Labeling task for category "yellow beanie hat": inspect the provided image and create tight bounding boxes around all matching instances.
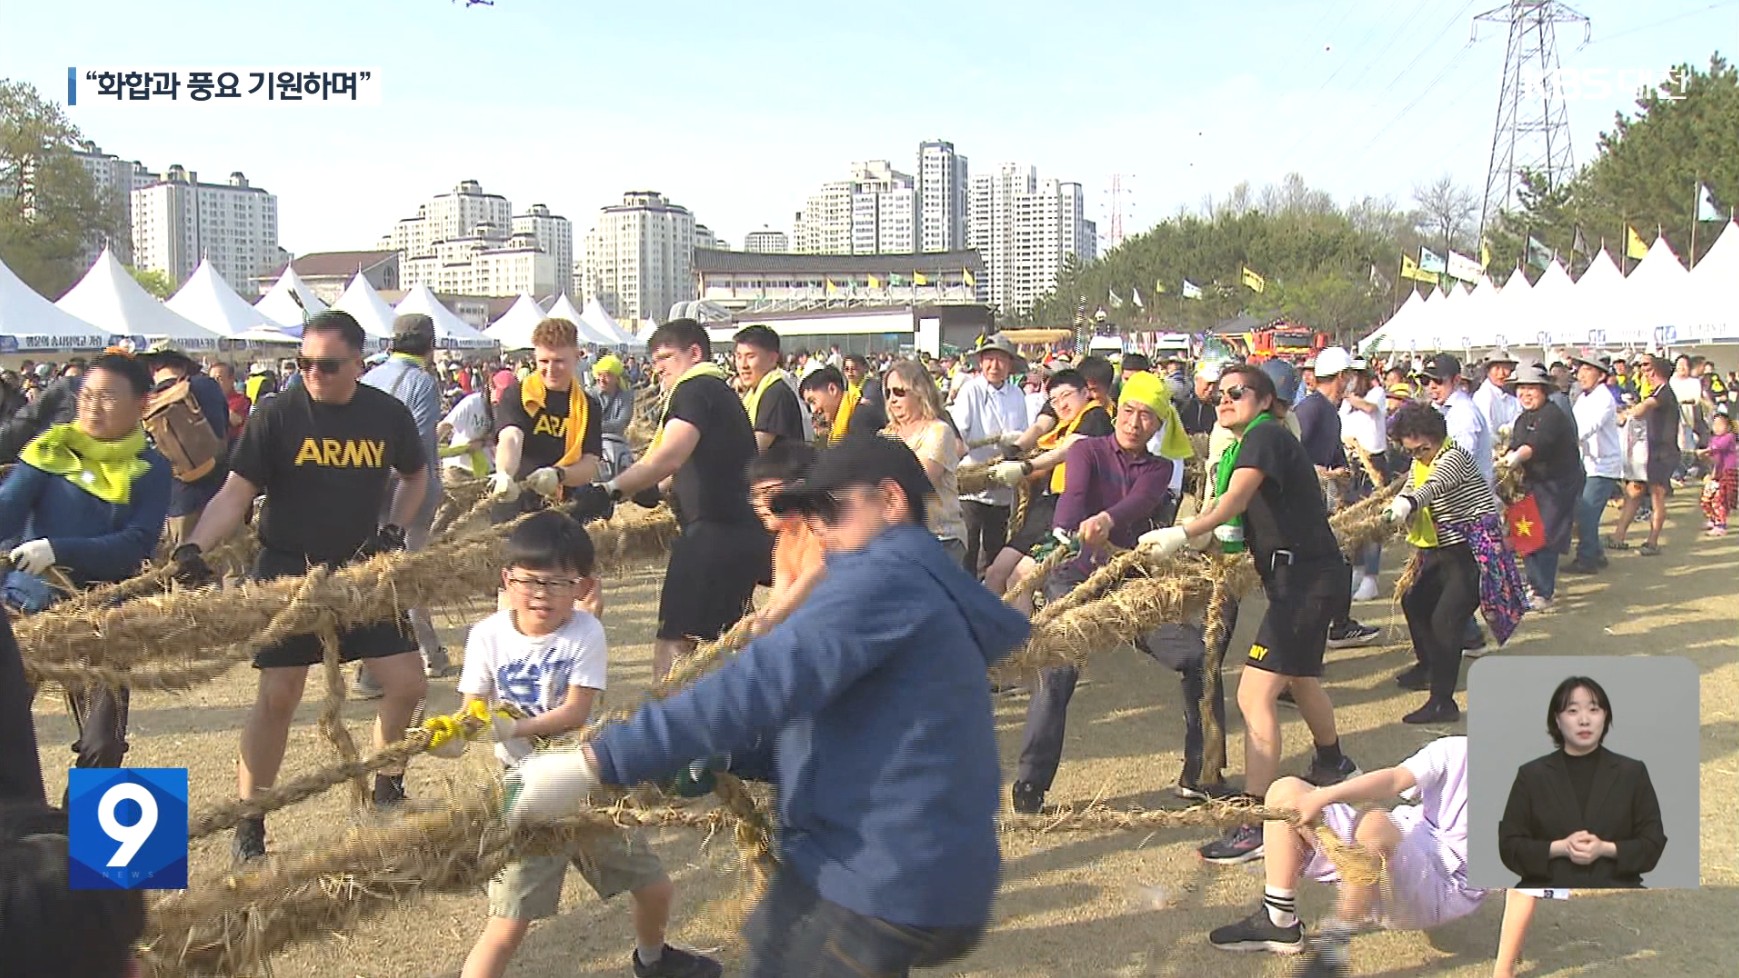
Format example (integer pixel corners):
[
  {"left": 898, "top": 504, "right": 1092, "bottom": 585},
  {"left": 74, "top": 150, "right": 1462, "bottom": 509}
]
[{"left": 593, "top": 354, "right": 625, "bottom": 377}]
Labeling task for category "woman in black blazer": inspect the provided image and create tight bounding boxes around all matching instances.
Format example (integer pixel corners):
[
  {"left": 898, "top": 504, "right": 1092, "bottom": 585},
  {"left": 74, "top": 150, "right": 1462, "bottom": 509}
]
[{"left": 1498, "top": 676, "right": 1667, "bottom": 888}]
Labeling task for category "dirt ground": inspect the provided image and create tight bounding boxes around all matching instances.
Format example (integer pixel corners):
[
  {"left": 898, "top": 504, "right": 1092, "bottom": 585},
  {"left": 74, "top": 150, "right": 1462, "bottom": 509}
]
[{"left": 33, "top": 496, "right": 1738, "bottom": 977}]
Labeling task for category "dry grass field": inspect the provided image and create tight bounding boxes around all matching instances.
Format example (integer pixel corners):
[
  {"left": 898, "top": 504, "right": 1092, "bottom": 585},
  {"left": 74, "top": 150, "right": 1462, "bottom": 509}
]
[{"left": 32, "top": 497, "right": 1737, "bottom": 977}]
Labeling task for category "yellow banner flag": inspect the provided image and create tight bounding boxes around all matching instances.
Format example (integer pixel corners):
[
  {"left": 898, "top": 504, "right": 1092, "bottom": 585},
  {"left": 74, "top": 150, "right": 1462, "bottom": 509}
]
[
  {"left": 1240, "top": 266, "right": 1265, "bottom": 293},
  {"left": 913, "top": 271, "right": 930, "bottom": 286},
  {"left": 962, "top": 267, "right": 976, "bottom": 288},
  {"left": 867, "top": 274, "right": 882, "bottom": 289},
  {"left": 1479, "top": 239, "right": 1492, "bottom": 269},
  {"left": 1401, "top": 254, "right": 1438, "bottom": 286},
  {"left": 825, "top": 278, "right": 840, "bottom": 295},
  {"left": 1625, "top": 225, "right": 1649, "bottom": 260}
]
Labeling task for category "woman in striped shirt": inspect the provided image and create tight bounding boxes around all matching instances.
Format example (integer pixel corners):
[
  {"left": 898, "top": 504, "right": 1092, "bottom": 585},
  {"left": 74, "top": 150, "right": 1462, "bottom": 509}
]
[{"left": 1386, "top": 402, "right": 1528, "bottom": 725}]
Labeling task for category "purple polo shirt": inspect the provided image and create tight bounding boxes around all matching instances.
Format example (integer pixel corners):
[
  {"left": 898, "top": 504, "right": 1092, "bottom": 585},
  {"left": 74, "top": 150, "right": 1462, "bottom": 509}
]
[{"left": 1053, "top": 435, "right": 1173, "bottom": 570}]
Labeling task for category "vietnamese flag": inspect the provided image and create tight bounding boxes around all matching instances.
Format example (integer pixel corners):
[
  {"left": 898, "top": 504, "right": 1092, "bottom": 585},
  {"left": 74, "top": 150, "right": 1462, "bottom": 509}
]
[{"left": 1505, "top": 494, "right": 1546, "bottom": 556}]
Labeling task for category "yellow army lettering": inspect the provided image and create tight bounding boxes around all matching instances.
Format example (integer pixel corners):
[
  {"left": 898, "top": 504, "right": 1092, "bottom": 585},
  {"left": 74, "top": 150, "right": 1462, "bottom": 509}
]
[
  {"left": 531, "top": 414, "right": 568, "bottom": 438},
  {"left": 292, "top": 437, "right": 387, "bottom": 468},
  {"left": 1247, "top": 643, "right": 1269, "bottom": 661}
]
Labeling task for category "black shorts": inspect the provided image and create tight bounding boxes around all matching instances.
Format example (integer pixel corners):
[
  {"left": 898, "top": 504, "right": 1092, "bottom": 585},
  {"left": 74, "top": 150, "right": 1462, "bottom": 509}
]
[
  {"left": 1645, "top": 451, "right": 1677, "bottom": 491},
  {"left": 657, "top": 521, "right": 772, "bottom": 642},
  {"left": 1005, "top": 493, "right": 1060, "bottom": 555},
  {"left": 251, "top": 548, "right": 417, "bottom": 669},
  {"left": 1247, "top": 557, "right": 1352, "bottom": 678}
]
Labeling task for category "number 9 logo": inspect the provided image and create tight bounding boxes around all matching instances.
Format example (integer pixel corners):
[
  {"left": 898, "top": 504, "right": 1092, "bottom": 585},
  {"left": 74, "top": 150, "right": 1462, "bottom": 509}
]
[
  {"left": 98, "top": 782, "right": 159, "bottom": 867},
  {"left": 67, "top": 768, "right": 188, "bottom": 890}
]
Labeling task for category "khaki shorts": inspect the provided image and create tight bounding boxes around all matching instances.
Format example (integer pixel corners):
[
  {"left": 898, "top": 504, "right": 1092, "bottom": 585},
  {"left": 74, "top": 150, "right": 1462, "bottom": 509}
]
[{"left": 487, "top": 826, "right": 668, "bottom": 920}]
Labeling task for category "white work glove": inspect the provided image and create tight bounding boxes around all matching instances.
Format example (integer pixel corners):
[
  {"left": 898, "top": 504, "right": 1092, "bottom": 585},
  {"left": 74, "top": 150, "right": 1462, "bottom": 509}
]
[
  {"left": 7, "top": 539, "right": 54, "bottom": 575},
  {"left": 1138, "top": 525, "right": 1189, "bottom": 557},
  {"left": 1387, "top": 496, "right": 1415, "bottom": 524},
  {"left": 989, "top": 460, "right": 1028, "bottom": 488},
  {"left": 488, "top": 471, "right": 520, "bottom": 502},
  {"left": 1501, "top": 450, "right": 1523, "bottom": 469},
  {"left": 502, "top": 746, "right": 598, "bottom": 827},
  {"left": 486, "top": 711, "right": 523, "bottom": 744},
  {"left": 524, "top": 466, "right": 563, "bottom": 499}
]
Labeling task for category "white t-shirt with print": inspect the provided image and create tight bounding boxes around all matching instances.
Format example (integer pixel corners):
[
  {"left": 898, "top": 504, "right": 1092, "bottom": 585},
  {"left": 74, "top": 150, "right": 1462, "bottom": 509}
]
[
  {"left": 1398, "top": 735, "right": 1472, "bottom": 878},
  {"left": 458, "top": 609, "right": 608, "bottom": 766}
]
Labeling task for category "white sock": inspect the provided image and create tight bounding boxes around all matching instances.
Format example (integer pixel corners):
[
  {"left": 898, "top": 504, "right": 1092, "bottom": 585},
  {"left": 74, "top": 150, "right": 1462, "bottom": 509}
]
[
  {"left": 636, "top": 943, "right": 663, "bottom": 966},
  {"left": 1264, "top": 885, "right": 1298, "bottom": 927}
]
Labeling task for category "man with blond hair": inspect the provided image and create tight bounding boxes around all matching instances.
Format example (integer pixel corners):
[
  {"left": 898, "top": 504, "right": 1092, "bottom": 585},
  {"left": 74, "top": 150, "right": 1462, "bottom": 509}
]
[{"left": 486, "top": 318, "right": 604, "bottom": 523}]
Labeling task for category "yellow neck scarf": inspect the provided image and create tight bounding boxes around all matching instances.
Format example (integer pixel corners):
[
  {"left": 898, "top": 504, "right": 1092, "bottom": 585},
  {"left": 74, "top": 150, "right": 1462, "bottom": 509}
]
[
  {"left": 521, "top": 372, "right": 590, "bottom": 469},
  {"left": 1405, "top": 438, "right": 1453, "bottom": 549},
  {"left": 742, "top": 368, "right": 789, "bottom": 427},
  {"left": 1040, "top": 403, "right": 1105, "bottom": 493},
  {"left": 20, "top": 424, "right": 151, "bottom": 504},
  {"left": 829, "top": 384, "right": 863, "bottom": 444},
  {"left": 651, "top": 361, "right": 732, "bottom": 451}
]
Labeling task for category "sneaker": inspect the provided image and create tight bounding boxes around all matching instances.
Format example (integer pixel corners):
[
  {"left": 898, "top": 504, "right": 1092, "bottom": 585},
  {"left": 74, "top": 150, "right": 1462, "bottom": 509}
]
[
  {"left": 1638, "top": 543, "right": 1661, "bottom": 556},
  {"left": 1011, "top": 781, "right": 1044, "bottom": 816},
  {"left": 1393, "top": 665, "right": 1429, "bottom": 690},
  {"left": 1461, "top": 630, "right": 1488, "bottom": 653},
  {"left": 1305, "top": 754, "right": 1361, "bottom": 787},
  {"left": 1297, "top": 943, "right": 1351, "bottom": 977},
  {"left": 424, "top": 649, "right": 459, "bottom": 678},
  {"left": 232, "top": 816, "right": 266, "bottom": 865},
  {"left": 1351, "top": 576, "right": 1381, "bottom": 602},
  {"left": 371, "top": 773, "right": 407, "bottom": 808},
  {"left": 1603, "top": 536, "right": 1632, "bottom": 551},
  {"left": 1528, "top": 594, "right": 1554, "bottom": 612},
  {"left": 1175, "top": 778, "right": 1239, "bottom": 802},
  {"left": 1207, "top": 905, "right": 1304, "bottom": 954},
  {"left": 1402, "top": 699, "right": 1462, "bottom": 725},
  {"left": 1563, "top": 559, "right": 1602, "bottom": 575},
  {"left": 1710, "top": 526, "right": 1729, "bottom": 537},
  {"left": 633, "top": 945, "right": 723, "bottom": 978},
  {"left": 1325, "top": 622, "right": 1380, "bottom": 649},
  {"left": 1199, "top": 823, "right": 1265, "bottom": 864}
]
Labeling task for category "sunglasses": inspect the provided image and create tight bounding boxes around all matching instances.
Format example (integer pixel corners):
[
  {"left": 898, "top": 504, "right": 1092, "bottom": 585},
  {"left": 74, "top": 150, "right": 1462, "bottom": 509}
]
[
  {"left": 885, "top": 385, "right": 912, "bottom": 398},
  {"left": 1403, "top": 441, "right": 1438, "bottom": 459},
  {"left": 1219, "top": 385, "right": 1250, "bottom": 403},
  {"left": 296, "top": 356, "right": 351, "bottom": 376}
]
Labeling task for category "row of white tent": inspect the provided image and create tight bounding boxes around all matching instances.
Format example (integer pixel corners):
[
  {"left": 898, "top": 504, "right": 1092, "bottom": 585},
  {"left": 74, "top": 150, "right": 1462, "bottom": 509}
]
[
  {"left": 0, "top": 245, "right": 640, "bottom": 355},
  {"left": 1360, "top": 219, "right": 1739, "bottom": 355}
]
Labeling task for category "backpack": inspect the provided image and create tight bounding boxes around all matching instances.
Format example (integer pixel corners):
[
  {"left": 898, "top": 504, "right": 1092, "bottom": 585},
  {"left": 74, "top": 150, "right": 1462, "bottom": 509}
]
[{"left": 144, "top": 379, "right": 224, "bottom": 482}]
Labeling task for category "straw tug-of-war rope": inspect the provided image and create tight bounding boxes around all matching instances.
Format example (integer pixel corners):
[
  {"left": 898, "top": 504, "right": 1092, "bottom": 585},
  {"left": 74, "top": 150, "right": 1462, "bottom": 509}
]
[{"left": 16, "top": 421, "right": 1407, "bottom": 977}]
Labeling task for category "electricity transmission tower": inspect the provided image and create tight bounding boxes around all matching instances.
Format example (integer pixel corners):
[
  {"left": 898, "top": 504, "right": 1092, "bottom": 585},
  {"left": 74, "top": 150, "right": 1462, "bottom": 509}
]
[{"left": 1474, "top": 1, "right": 1590, "bottom": 241}]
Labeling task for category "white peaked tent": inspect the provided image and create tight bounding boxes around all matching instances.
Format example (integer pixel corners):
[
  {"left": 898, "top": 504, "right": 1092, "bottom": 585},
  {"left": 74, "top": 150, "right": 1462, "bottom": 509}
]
[
  {"left": 167, "top": 259, "right": 293, "bottom": 337},
  {"left": 1438, "top": 283, "right": 1476, "bottom": 352},
  {"left": 0, "top": 256, "right": 109, "bottom": 352},
  {"left": 1566, "top": 252, "right": 1627, "bottom": 346},
  {"left": 634, "top": 314, "right": 658, "bottom": 349},
  {"left": 485, "top": 293, "right": 548, "bottom": 350},
  {"left": 580, "top": 297, "right": 634, "bottom": 346},
  {"left": 545, "top": 293, "right": 615, "bottom": 345},
  {"left": 1623, "top": 235, "right": 1690, "bottom": 342},
  {"left": 1686, "top": 220, "right": 1739, "bottom": 339},
  {"left": 1458, "top": 274, "right": 1502, "bottom": 348},
  {"left": 1360, "top": 289, "right": 1421, "bottom": 353},
  {"left": 1486, "top": 267, "right": 1534, "bottom": 349},
  {"left": 56, "top": 247, "right": 226, "bottom": 349},
  {"left": 255, "top": 267, "right": 327, "bottom": 327},
  {"left": 331, "top": 273, "right": 399, "bottom": 344},
  {"left": 395, "top": 284, "right": 494, "bottom": 350}
]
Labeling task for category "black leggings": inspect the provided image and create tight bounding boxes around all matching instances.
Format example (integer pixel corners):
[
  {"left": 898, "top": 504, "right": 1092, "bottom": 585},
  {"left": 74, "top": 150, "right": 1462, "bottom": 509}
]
[
  {"left": 0, "top": 614, "right": 45, "bottom": 804},
  {"left": 960, "top": 500, "right": 1010, "bottom": 577},
  {"left": 1402, "top": 544, "right": 1481, "bottom": 703}
]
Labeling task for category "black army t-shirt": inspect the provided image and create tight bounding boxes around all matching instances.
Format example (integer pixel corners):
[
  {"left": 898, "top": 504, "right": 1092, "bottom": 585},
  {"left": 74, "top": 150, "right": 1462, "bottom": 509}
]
[
  {"left": 494, "top": 379, "right": 604, "bottom": 479},
  {"left": 1231, "top": 419, "right": 1341, "bottom": 571},
  {"left": 753, "top": 377, "right": 809, "bottom": 446},
  {"left": 666, "top": 374, "right": 760, "bottom": 528},
  {"left": 230, "top": 384, "right": 425, "bottom": 562},
  {"left": 844, "top": 396, "right": 889, "bottom": 438}
]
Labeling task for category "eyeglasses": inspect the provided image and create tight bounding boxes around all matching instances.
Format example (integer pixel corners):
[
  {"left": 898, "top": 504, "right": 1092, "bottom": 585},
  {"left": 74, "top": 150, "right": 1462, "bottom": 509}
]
[
  {"left": 505, "top": 575, "right": 582, "bottom": 595},
  {"left": 76, "top": 389, "right": 126, "bottom": 409},
  {"left": 1403, "top": 442, "right": 1438, "bottom": 459},
  {"left": 1047, "top": 387, "right": 1082, "bottom": 406},
  {"left": 1218, "top": 385, "right": 1250, "bottom": 403},
  {"left": 296, "top": 356, "right": 351, "bottom": 376}
]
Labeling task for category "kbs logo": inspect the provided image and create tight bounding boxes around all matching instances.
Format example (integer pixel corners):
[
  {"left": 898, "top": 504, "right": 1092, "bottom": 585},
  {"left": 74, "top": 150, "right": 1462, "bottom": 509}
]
[{"left": 67, "top": 768, "right": 189, "bottom": 890}]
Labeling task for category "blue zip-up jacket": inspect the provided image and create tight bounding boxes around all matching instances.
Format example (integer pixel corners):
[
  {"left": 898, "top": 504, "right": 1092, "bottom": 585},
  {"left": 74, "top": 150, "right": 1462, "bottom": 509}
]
[
  {"left": 592, "top": 523, "right": 1030, "bottom": 928},
  {"left": 0, "top": 449, "right": 172, "bottom": 586}
]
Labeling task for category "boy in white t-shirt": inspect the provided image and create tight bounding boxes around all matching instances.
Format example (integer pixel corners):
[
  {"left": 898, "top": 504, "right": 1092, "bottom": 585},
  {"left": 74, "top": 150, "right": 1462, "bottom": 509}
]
[
  {"left": 1207, "top": 736, "right": 1538, "bottom": 978},
  {"left": 457, "top": 511, "right": 720, "bottom": 978}
]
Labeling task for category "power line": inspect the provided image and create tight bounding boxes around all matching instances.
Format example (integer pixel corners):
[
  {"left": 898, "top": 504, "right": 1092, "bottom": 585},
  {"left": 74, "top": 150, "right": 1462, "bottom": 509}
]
[{"left": 1586, "top": 0, "right": 1737, "bottom": 46}]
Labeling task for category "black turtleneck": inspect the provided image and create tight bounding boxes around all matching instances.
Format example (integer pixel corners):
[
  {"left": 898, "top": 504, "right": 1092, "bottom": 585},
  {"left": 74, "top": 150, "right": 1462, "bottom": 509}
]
[{"left": 1563, "top": 745, "right": 1604, "bottom": 812}]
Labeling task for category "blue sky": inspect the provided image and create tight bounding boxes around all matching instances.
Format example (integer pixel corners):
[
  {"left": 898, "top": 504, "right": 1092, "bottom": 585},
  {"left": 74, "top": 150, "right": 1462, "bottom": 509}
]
[{"left": 2, "top": 0, "right": 1731, "bottom": 256}]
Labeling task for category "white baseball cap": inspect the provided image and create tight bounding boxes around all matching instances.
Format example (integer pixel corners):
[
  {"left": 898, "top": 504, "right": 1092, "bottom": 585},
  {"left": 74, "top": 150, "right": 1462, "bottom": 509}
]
[
  {"left": 1314, "top": 346, "right": 1354, "bottom": 377},
  {"left": 1196, "top": 361, "right": 1223, "bottom": 382}
]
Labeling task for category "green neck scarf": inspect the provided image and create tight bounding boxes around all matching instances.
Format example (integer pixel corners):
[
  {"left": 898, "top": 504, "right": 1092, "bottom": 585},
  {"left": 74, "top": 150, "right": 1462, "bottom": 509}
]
[
  {"left": 20, "top": 423, "right": 152, "bottom": 505},
  {"left": 1213, "top": 412, "right": 1272, "bottom": 550}
]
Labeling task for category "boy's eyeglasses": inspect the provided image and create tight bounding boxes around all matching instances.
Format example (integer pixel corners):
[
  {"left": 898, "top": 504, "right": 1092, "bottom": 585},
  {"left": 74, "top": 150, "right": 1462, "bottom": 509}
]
[{"left": 505, "top": 575, "right": 582, "bottom": 595}]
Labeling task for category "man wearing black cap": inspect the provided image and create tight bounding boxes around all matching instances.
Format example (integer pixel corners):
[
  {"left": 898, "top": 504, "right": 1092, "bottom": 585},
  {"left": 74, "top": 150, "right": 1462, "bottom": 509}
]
[
  {"left": 358, "top": 313, "right": 452, "bottom": 682},
  {"left": 506, "top": 434, "right": 1029, "bottom": 976}
]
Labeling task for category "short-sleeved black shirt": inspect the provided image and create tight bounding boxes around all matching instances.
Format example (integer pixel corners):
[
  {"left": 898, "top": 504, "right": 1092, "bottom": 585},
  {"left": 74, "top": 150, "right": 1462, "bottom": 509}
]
[
  {"left": 667, "top": 375, "right": 760, "bottom": 527},
  {"left": 1231, "top": 420, "right": 1341, "bottom": 572},
  {"left": 1645, "top": 382, "right": 1680, "bottom": 463},
  {"left": 229, "top": 384, "right": 425, "bottom": 562},
  {"left": 1292, "top": 391, "right": 1347, "bottom": 469},
  {"left": 1510, "top": 403, "right": 1580, "bottom": 484},
  {"left": 1070, "top": 406, "right": 1116, "bottom": 439},
  {"left": 753, "top": 378, "right": 809, "bottom": 446},
  {"left": 845, "top": 397, "right": 888, "bottom": 438},
  {"left": 493, "top": 380, "right": 604, "bottom": 479}
]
